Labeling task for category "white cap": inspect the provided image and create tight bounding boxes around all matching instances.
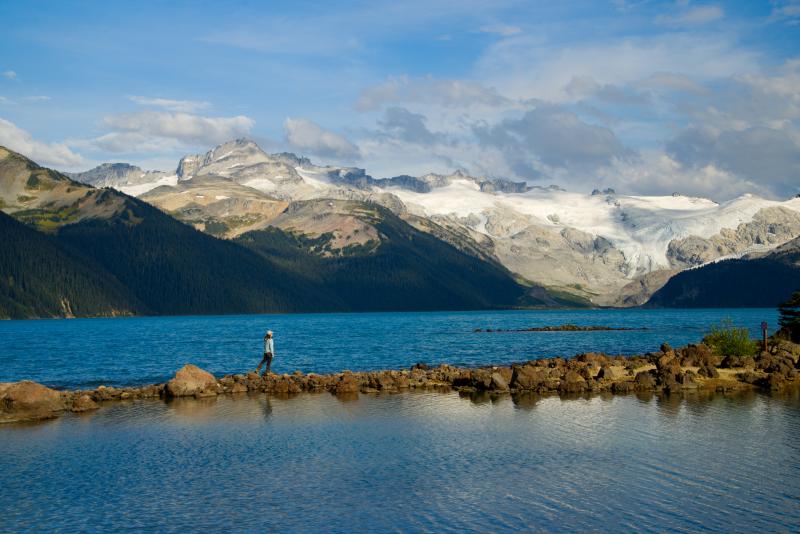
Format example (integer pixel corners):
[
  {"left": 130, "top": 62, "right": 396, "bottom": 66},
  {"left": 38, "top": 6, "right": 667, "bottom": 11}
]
[{"left": 266, "top": 330, "right": 273, "bottom": 335}]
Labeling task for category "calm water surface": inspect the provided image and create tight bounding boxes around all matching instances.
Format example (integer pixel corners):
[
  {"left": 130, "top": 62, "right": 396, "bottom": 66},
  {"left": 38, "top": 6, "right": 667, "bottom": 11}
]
[
  {"left": 0, "top": 309, "right": 779, "bottom": 388},
  {"left": 1, "top": 390, "right": 799, "bottom": 532}
]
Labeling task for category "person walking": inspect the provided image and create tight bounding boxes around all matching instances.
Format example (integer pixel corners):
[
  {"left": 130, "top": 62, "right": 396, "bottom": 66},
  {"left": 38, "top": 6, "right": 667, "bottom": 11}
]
[{"left": 256, "top": 330, "right": 274, "bottom": 377}]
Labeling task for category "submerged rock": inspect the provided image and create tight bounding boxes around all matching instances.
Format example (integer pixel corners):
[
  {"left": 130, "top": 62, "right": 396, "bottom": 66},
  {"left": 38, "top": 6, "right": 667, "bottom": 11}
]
[{"left": 165, "top": 364, "right": 219, "bottom": 398}]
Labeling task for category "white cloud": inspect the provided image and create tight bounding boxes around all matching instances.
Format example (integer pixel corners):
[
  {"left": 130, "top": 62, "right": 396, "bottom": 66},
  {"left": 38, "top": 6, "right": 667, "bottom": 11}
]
[
  {"left": 478, "top": 24, "right": 522, "bottom": 36},
  {"left": 635, "top": 72, "right": 708, "bottom": 94},
  {"left": 0, "top": 118, "right": 84, "bottom": 167},
  {"left": 475, "top": 33, "right": 757, "bottom": 102},
  {"left": 769, "top": 1, "right": 800, "bottom": 25},
  {"left": 657, "top": 5, "right": 724, "bottom": 26},
  {"left": 284, "top": 117, "right": 359, "bottom": 159},
  {"left": 357, "top": 75, "right": 513, "bottom": 111},
  {"left": 22, "top": 95, "right": 51, "bottom": 102},
  {"left": 98, "top": 110, "right": 254, "bottom": 150},
  {"left": 1, "top": 70, "right": 17, "bottom": 80},
  {"left": 128, "top": 95, "right": 211, "bottom": 113},
  {"left": 473, "top": 105, "right": 631, "bottom": 174}
]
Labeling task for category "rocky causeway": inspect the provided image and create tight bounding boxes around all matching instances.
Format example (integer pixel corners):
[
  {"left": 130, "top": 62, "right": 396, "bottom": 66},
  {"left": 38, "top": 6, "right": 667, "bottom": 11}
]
[{"left": 2, "top": 338, "right": 799, "bottom": 425}]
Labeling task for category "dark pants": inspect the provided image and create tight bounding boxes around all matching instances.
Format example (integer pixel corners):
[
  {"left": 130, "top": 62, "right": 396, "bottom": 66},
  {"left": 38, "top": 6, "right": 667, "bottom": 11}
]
[{"left": 257, "top": 352, "right": 273, "bottom": 375}]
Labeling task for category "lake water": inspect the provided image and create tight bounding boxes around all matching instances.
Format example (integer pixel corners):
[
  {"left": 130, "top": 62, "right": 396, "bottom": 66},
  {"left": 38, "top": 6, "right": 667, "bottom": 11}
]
[
  {"left": 1, "top": 390, "right": 799, "bottom": 532},
  {"left": 1, "top": 309, "right": 798, "bottom": 532},
  {"left": 0, "top": 308, "right": 779, "bottom": 389}
]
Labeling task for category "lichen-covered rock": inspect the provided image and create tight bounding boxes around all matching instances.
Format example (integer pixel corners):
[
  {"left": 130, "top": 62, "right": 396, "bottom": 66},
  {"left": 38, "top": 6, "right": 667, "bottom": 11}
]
[
  {"left": 165, "top": 364, "right": 218, "bottom": 398},
  {"left": 0, "top": 381, "right": 66, "bottom": 423}
]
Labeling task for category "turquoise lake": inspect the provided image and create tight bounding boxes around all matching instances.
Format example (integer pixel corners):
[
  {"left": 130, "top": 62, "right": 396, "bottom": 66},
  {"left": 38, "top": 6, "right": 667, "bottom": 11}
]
[
  {"left": 2, "top": 309, "right": 798, "bottom": 533},
  {"left": 0, "top": 308, "right": 780, "bottom": 389}
]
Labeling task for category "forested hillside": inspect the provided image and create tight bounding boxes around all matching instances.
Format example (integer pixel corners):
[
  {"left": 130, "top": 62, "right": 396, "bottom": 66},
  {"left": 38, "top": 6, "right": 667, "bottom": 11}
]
[
  {"left": 0, "top": 211, "right": 141, "bottom": 318},
  {"left": 646, "top": 238, "right": 800, "bottom": 308},
  {"left": 0, "top": 147, "right": 527, "bottom": 318}
]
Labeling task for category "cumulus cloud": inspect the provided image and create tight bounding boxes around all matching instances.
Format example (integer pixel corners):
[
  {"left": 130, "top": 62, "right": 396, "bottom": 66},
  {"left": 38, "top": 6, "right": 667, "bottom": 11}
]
[
  {"left": 93, "top": 110, "right": 254, "bottom": 152},
  {"left": 2, "top": 70, "right": 17, "bottom": 80},
  {"left": 476, "top": 33, "right": 757, "bottom": 102},
  {"left": 0, "top": 118, "right": 84, "bottom": 167},
  {"left": 597, "top": 151, "right": 758, "bottom": 199},
  {"left": 657, "top": 5, "right": 724, "bottom": 26},
  {"left": 378, "top": 107, "right": 439, "bottom": 144},
  {"left": 635, "top": 72, "right": 708, "bottom": 94},
  {"left": 474, "top": 105, "right": 631, "bottom": 173},
  {"left": 284, "top": 117, "right": 359, "bottom": 159},
  {"left": 667, "top": 125, "right": 800, "bottom": 197},
  {"left": 128, "top": 95, "right": 211, "bottom": 113},
  {"left": 478, "top": 24, "right": 522, "bottom": 36},
  {"left": 357, "top": 75, "right": 512, "bottom": 111},
  {"left": 768, "top": 1, "right": 800, "bottom": 25}
]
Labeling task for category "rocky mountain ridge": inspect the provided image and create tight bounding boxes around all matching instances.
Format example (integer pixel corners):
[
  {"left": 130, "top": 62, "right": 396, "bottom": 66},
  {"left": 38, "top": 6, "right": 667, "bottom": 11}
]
[{"left": 66, "top": 138, "right": 800, "bottom": 305}]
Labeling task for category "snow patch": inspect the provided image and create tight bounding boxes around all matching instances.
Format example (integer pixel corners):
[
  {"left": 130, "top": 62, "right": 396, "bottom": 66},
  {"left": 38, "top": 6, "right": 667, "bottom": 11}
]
[
  {"left": 119, "top": 175, "right": 178, "bottom": 196},
  {"left": 388, "top": 183, "right": 800, "bottom": 276}
]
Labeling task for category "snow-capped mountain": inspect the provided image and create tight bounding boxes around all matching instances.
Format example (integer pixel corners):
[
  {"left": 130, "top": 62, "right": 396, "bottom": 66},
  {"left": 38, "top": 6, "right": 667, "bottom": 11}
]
[{"left": 70, "top": 138, "right": 800, "bottom": 305}]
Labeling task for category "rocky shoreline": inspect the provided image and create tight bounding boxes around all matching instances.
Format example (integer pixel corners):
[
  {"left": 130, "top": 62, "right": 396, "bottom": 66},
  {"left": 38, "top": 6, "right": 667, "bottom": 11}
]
[{"left": 2, "top": 339, "right": 799, "bottom": 424}]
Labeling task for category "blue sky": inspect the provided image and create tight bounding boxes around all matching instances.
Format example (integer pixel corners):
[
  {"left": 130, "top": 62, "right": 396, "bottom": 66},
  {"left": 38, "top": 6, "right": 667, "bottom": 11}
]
[{"left": 1, "top": 0, "right": 799, "bottom": 199}]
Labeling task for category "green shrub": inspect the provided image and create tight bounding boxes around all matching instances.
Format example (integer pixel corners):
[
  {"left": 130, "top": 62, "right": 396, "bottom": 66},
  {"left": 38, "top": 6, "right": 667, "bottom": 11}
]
[{"left": 703, "top": 318, "right": 758, "bottom": 357}]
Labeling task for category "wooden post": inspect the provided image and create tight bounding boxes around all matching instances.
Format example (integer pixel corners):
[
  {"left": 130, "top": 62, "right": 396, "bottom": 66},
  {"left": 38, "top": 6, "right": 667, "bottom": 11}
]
[{"left": 761, "top": 321, "right": 768, "bottom": 353}]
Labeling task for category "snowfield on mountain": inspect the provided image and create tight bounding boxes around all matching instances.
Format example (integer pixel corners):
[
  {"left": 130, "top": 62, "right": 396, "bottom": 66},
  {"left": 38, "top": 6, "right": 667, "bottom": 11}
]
[{"left": 69, "top": 138, "right": 800, "bottom": 306}]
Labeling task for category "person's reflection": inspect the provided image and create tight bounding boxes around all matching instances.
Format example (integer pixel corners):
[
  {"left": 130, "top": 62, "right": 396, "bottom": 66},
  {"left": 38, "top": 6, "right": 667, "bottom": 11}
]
[{"left": 260, "top": 394, "right": 273, "bottom": 420}]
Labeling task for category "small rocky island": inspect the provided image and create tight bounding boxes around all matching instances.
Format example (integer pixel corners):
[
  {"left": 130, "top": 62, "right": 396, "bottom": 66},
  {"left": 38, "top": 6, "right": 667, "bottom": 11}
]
[
  {"left": 474, "top": 324, "right": 644, "bottom": 332},
  {"left": 2, "top": 338, "right": 799, "bottom": 424}
]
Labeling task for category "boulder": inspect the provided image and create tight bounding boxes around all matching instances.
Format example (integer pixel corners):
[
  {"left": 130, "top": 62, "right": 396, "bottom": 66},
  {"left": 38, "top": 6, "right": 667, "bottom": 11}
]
[
  {"left": 611, "top": 381, "right": 635, "bottom": 393},
  {"left": 490, "top": 372, "right": 510, "bottom": 392},
  {"left": 698, "top": 364, "right": 719, "bottom": 378},
  {"left": 576, "top": 352, "right": 609, "bottom": 366},
  {"left": 332, "top": 373, "right": 361, "bottom": 394},
  {"left": 634, "top": 371, "right": 656, "bottom": 390},
  {"left": 165, "top": 364, "right": 218, "bottom": 398},
  {"left": 596, "top": 366, "right": 623, "bottom": 380},
  {"left": 230, "top": 382, "right": 248, "bottom": 394},
  {"left": 0, "top": 381, "right": 66, "bottom": 423},
  {"left": 721, "top": 355, "right": 756, "bottom": 369},
  {"left": 559, "top": 370, "right": 587, "bottom": 393},
  {"left": 510, "top": 365, "right": 547, "bottom": 390},
  {"left": 471, "top": 369, "right": 493, "bottom": 390},
  {"left": 71, "top": 394, "right": 100, "bottom": 413}
]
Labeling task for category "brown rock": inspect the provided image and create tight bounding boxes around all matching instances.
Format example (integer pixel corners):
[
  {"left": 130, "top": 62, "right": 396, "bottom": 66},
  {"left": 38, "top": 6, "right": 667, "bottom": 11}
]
[
  {"left": 332, "top": 373, "right": 361, "bottom": 394},
  {"left": 596, "top": 366, "right": 623, "bottom": 380},
  {"left": 611, "top": 381, "right": 635, "bottom": 393},
  {"left": 230, "top": 383, "right": 248, "bottom": 394},
  {"left": 471, "top": 369, "right": 493, "bottom": 390},
  {"left": 165, "top": 364, "right": 218, "bottom": 398},
  {"left": 490, "top": 372, "right": 510, "bottom": 391},
  {"left": 510, "top": 365, "right": 547, "bottom": 390},
  {"left": 576, "top": 352, "right": 610, "bottom": 365},
  {"left": 0, "top": 381, "right": 66, "bottom": 423},
  {"left": 634, "top": 371, "right": 656, "bottom": 390},
  {"left": 559, "top": 370, "right": 587, "bottom": 393},
  {"left": 71, "top": 394, "right": 100, "bottom": 413}
]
